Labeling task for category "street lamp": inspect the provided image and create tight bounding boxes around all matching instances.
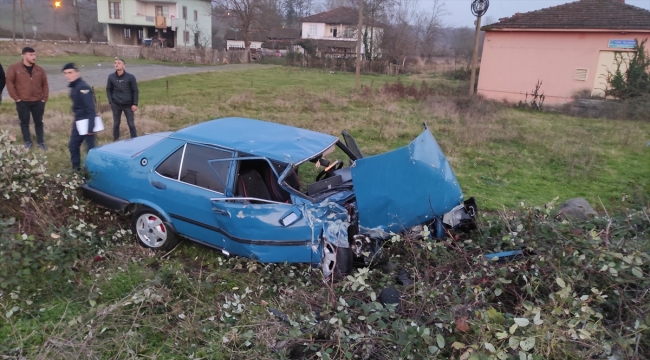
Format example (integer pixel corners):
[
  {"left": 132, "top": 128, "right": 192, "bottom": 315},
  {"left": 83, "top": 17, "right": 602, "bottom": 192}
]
[{"left": 54, "top": 1, "right": 62, "bottom": 37}]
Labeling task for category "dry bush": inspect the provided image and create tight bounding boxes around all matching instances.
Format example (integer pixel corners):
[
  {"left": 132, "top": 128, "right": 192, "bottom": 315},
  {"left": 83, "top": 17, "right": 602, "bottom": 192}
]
[
  {"left": 226, "top": 92, "right": 253, "bottom": 108},
  {"left": 423, "top": 95, "right": 508, "bottom": 147}
]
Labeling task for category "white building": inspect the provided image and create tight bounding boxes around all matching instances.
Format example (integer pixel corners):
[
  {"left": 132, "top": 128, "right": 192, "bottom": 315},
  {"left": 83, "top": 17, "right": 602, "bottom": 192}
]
[
  {"left": 96, "top": 0, "right": 212, "bottom": 48},
  {"left": 301, "top": 7, "right": 383, "bottom": 58}
]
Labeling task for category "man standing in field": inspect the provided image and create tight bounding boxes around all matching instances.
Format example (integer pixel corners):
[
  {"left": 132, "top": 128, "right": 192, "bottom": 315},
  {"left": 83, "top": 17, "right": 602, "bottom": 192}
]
[
  {"left": 106, "top": 58, "right": 138, "bottom": 141},
  {"left": 6, "top": 47, "right": 49, "bottom": 150},
  {"left": 62, "top": 63, "right": 95, "bottom": 171}
]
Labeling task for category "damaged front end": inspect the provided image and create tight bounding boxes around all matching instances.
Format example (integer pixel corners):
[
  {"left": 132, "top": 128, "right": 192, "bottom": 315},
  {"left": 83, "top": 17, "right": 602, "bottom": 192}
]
[{"left": 338, "top": 126, "right": 478, "bottom": 258}]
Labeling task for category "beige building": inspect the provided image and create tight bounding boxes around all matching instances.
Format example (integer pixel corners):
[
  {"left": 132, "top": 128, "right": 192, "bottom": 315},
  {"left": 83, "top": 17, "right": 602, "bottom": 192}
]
[
  {"left": 97, "top": 0, "right": 212, "bottom": 48},
  {"left": 300, "top": 7, "right": 383, "bottom": 58}
]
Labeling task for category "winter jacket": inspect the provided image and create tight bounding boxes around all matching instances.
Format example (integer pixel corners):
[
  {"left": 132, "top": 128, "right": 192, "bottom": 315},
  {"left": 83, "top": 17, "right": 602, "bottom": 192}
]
[
  {"left": 5, "top": 62, "right": 49, "bottom": 102},
  {"left": 69, "top": 77, "right": 96, "bottom": 130},
  {"left": 106, "top": 71, "right": 139, "bottom": 106},
  {"left": 0, "top": 63, "right": 5, "bottom": 101}
]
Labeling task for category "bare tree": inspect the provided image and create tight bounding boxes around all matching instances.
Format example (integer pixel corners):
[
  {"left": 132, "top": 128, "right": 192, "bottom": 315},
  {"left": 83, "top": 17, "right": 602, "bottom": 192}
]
[
  {"left": 381, "top": 0, "right": 418, "bottom": 65},
  {"left": 64, "top": 0, "right": 100, "bottom": 42},
  {"left": 212, "top": 0, "right": 261, "bottom": 63},
  {"left": 283, "top": 0, "right": 314, "bottom": 27},
  {"left": 413, "top": 0, "right": 446, "bottom": 60},
  {"left": 20, "top": 0, "right": 26, "bottom": 42},
  {"left": 257, "top": 0, "right": 284, "bottom": 30}
]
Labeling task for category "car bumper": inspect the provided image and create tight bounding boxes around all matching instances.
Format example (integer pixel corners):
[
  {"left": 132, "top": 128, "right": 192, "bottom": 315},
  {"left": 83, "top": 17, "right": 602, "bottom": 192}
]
[{"left": 81, "top": 184, "right": 130, "bottom": 213}]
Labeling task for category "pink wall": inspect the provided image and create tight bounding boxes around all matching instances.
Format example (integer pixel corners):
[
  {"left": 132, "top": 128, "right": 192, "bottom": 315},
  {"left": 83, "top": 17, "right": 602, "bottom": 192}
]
[{"left": 477, "top": 30, "right": 650, "bottom": 104}]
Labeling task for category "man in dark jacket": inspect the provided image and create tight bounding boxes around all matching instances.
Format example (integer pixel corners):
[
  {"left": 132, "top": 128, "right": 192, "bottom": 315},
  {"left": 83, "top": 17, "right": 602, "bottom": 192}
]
[
  {"left": 106, "top": 58, "right": 138, "bottom": 141},
  {"left": 6, "top": 47, "right": 49, "bottom": 150},
  {"left": 0, "top": 62, "right": 5, "bottom": 105},
  {"left": 63, "top": 63, "right": 95, "bottom": 171}
]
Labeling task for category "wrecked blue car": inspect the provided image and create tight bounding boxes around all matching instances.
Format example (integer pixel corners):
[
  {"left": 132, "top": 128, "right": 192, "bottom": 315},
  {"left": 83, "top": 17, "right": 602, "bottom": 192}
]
[{"left": 82, "top": 118, "right": 476, "bottom": 277}]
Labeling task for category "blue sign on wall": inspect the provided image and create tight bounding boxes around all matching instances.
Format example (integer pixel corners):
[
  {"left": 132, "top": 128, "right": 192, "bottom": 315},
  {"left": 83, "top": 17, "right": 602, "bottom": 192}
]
[{"left": 608, "top": 40, "right": 637, "bottom": 49}]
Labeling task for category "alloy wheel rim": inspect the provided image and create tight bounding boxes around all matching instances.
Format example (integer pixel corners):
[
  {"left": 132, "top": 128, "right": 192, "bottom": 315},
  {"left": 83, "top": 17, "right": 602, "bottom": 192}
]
[
  {"left": 321, "top": 242, "right": 337, "bottom": 278},
  {"left": 136, "top": 214, "right": 167, "bottom": 248}
]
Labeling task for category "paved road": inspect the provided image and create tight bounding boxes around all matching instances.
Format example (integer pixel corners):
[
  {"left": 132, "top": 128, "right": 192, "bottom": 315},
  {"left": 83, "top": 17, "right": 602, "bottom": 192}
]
[{"left": 1, "top": 63, "right": 269, "bottom": 101}]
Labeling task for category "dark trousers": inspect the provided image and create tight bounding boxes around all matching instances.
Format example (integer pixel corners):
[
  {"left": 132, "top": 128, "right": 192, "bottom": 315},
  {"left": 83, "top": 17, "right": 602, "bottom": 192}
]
[
  {"left": 69, "top": 123, "right": 95, "bottom": 170},
  {"left": 16, "top": 100, "right": 45, "bottom": 144},
  {"left": 111, "top": 103, "right": 137, "bottom": 140}
]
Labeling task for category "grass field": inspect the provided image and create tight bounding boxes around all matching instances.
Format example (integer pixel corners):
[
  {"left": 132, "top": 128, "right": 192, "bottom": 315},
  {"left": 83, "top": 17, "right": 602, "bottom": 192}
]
[
  {"left": 1, "top": 63, "right": 648, "bottom": 210},
  {"left": 1, "top": 60, "right": 649, "bottom": 359}
]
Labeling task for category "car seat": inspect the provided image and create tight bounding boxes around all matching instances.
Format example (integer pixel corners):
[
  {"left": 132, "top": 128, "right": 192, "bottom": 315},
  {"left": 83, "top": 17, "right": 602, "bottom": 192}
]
[
  {"left": 236, "top": 169, "right": 273, "bottom": 202},
  {"left": 262, "top": 166, "right": 300, "bottom": 203}
]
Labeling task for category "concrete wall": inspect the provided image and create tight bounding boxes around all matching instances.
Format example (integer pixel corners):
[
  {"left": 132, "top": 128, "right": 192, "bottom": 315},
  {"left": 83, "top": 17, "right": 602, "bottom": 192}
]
[{"left": 477, "top": 30, "right": 650, "bottom": 104}]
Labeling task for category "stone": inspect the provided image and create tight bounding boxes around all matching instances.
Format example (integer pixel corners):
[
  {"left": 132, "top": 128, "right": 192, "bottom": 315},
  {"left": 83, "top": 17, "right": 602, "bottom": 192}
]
[
  {"left": 557, "top": 198, "right": 597, "bottom": 221},
  {"left": 378, "top": 286, "right": 401, "bottom": 309}
]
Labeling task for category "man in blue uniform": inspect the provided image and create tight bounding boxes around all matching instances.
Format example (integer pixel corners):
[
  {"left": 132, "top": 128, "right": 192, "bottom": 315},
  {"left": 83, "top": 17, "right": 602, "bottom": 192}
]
[{"left": 62, "top": 63, "right": 96, "bottom": 171}]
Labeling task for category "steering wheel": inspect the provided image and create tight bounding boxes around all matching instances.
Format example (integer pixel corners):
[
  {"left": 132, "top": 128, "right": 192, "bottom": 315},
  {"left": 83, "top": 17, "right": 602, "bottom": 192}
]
[{"left": 316, "top": 160, "right": 344, "bottom": 181}]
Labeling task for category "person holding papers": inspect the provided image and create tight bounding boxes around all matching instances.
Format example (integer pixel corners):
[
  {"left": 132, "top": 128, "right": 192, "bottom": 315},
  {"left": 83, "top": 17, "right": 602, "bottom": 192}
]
[{"left": 62, "top": 63, "right": 96, "bottom": 171}]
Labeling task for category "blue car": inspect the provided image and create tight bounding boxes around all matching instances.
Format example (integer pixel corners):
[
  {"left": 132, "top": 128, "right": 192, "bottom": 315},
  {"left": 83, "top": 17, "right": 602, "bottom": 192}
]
[{"left": 81, "top": 118, "right": 476, "bottom": 277}]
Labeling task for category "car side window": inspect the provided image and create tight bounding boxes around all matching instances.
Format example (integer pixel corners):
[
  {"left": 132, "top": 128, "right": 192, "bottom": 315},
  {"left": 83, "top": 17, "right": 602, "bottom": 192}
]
[
  {"left": 180, "top": 144, "right": 231, "bottom": 192},
  {"left": 156, "top": 146, "right": 184, "bottom": 180}
]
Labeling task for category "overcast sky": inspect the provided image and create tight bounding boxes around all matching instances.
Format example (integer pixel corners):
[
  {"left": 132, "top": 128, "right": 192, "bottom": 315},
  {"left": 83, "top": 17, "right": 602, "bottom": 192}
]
[{"left": 434, "top": 0, "right": 650, "bottom": 27}]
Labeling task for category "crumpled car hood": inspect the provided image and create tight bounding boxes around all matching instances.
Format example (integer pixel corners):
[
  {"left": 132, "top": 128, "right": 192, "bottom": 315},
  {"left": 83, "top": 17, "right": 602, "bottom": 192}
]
[{"left": 350, "top": 128, "right": 464, "bottom": 234}]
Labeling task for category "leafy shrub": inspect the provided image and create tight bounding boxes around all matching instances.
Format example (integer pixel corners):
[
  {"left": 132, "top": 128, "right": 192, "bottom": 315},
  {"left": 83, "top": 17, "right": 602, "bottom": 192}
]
[
  {"left": 379, "top": 79, "right": 434, "bottom": 100},
  {"left": 605, "top": 39, "right": 650, "bottom": 99},
  {"left": 0, "top": 131, "right": 124, "bottom": 294},
  {"left": 277, "top": 203, "right": 650, "bottom": 359},
  {"left": 445, "top": 66, "right": 472, "bottom": 81}
]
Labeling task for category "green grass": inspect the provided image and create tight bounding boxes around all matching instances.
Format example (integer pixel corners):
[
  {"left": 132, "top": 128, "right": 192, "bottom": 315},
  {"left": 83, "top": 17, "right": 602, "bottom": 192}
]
[
  {"left": 1, "top": 65, "right": 649, "bottom": 358},
  {"left": 2, "top": 65, "right": 647, "bottom": 210}
]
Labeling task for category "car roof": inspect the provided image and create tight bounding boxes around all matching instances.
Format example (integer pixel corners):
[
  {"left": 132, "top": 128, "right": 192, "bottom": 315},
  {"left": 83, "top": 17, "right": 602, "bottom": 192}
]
[{"left": 170, "top": 117, "right": 339, "bottom": 165}]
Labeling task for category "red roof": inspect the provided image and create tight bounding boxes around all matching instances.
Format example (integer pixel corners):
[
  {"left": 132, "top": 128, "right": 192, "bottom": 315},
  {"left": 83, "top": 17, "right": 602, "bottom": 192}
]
[{"left": 484, "top": 0, "right": 650, "bottom": 31}]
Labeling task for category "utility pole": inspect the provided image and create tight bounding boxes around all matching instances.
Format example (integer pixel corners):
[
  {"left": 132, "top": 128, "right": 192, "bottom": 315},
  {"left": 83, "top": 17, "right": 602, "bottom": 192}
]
[
  {"left": 469, "top": 0, "right": 489, "bottom": 95},
  {"left": 355, "top": 0, "right": 363, "bottom": 88},
  {"left": 468, "top": 15, "right": 481, "bottom": 95},
  {"left": 20, "top": 0, "right": 26, "bottom": 43},
  {"left": 12, "top": 0, "right": 16, "bottom": 41}
]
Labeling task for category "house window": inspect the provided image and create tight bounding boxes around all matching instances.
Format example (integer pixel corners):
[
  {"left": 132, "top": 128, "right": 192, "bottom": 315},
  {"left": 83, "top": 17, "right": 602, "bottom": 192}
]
[
  {"left": 182, "top": 6, "right": 187, "bottom": 20},
  {"left": 108, "top": 1, "right": 121, "bottom": 19},
  {"left": 574, "top": 68, "right": 588, "bottom": 81},
  {"left": 184, "top": 30, "right": 190, "bottom": 43},
  {"left": 194, "top": 31, "right": 200, "bottom": 47},
  {"left": 309, "top": 24, "right": 317, "bottom": 36},
  {"left": 124, "top": 28, "right": 131, "bottom": 39},
  {"left": 194, "top": 10, "right": 198, "bottom": 21},
  {"left": 138, "top": 29, "right": 143, "bottom": 39},
  {"left": 344, "top": 27, "right": 355, "bottom": 38},
  {"left": 330, "top": 27, "right": 337, "bottom": 37},
  {"left": 155, "top": 5, "right": 169, "bottom": 17}
]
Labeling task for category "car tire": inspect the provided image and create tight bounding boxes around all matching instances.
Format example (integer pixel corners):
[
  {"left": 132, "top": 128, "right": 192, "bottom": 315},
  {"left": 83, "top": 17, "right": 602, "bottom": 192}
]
[
  {"left": 131, "top": 207, "right": 180, "bottom": 251},
  {"left": 321, "top": 241, "right": 354, "bottom": 280}
]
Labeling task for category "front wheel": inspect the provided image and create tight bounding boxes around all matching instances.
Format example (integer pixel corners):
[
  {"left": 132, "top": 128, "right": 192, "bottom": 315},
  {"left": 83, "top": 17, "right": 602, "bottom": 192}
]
[
  {"left": 131, "top": 207, "right": 180, "bottom": 251},
  {"left": 321, "top": 241, "right": 353, "bottom": 280}
]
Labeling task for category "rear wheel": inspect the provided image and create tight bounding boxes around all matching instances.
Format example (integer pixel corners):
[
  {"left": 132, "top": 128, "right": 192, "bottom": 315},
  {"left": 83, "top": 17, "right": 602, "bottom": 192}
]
[
  {"left": 131, "top": 207, "right": 180, "bottom": 251},
  {"left": 321, "top": 241, "right": 353, "bottom": 280}
]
